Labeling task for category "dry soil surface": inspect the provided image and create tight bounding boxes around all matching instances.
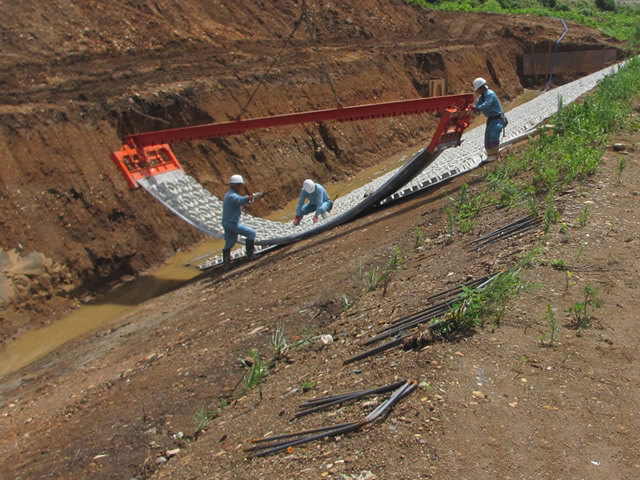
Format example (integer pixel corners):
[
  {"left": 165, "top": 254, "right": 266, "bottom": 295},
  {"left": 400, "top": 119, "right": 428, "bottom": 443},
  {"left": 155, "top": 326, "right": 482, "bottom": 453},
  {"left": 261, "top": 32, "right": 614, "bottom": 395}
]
[
  {"left": 1, "top": 1, "right": 637, "bottom": 479},
  {"left": 1, "top": 121, "right": 640, "bottom": 479},
  {"left": 0, "top": 0, "right": 625, "bottom": 344}
]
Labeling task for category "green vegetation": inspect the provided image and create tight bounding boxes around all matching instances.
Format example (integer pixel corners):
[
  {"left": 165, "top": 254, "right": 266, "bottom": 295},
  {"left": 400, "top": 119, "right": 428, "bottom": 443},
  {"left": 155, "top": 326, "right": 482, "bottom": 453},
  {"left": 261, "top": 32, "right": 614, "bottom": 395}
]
[
  {"left": 355, "top": 246, "right": 406, "bottom": 292},
  {"left": 342, "top": 293, "right": 354, "bottom": 312},
  {"left": 271, "top": 321, "right": 289, "bottom": 359},
  {"left": 616, "top": 154, "right": 627, "bottom": 182},
  {"left": 566, "top": 284, "right": 600, "bottom": 328},
  {"left": 447, "top": 183, "right": 487, "bottom": 233},
  {"left": 516, "top": 244, "right": 544, "bottom": 268},
  {"left": 540, "top": 303, "right": 559, "bottom": 346},
  {"left": 577, "top": 205, "right": 590, "bottom": 226},
  {"left": 193, "top": 405, "right": 219, "bottom": 432},
  {"left": 239, "top": 349, "right": 270, "bottom": 395},
  {"left": 445, "top": 57, "right": 640, "bottom": 236},
  {"left": 413, "top": 226, "right": 424, "bottom": 250},
  {"left": 300, "top": 380, "right": 317, "bottom": 392},
  {"left": 270, "top": 322, "right": 319, "bottom": 361},
  {"left": 411, "top": 0, "right": 640, "bottom": 47},
  {"left": 439, "top": 269, "right": 522, "bottom": 336}
]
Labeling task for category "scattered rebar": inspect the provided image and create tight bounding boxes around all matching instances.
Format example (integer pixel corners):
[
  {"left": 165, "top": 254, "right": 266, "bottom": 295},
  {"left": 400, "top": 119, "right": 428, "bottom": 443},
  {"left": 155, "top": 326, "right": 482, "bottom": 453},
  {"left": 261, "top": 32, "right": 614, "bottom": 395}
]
[
  {"left": 295, "top": 380, "right": 406, "bottom": 418},
  {"left": 344, "top": 274, "right": 502, "bottom": 364},
  {"left": 364, "top": 273, "right": 499, "bottom": 347},
  {"left": 467, "top": 215, "right": 541, "bottom": 251},
  {"left": 247, "top": 380, "right": 416, "bottom": 457}
]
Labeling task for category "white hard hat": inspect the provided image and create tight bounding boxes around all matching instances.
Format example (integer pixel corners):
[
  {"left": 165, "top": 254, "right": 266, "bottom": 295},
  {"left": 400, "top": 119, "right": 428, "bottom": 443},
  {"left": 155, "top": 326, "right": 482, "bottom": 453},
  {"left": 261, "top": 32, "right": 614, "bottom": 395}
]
[
  {"left": 230, "top": 174, "right": 244, "bottom": 184},
  {"left": 303, "top": 179, "right": 316, "bottom": 193},
  {"left": 473, "top": 77, "right": 487, "bottom": 92}
]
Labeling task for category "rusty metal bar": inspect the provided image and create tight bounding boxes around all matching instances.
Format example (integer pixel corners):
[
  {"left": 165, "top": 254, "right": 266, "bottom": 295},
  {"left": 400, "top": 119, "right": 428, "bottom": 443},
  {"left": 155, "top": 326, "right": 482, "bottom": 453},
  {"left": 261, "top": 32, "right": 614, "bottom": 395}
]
[{"left": 124, "top": 94, "right": 474, "bottom": 148}]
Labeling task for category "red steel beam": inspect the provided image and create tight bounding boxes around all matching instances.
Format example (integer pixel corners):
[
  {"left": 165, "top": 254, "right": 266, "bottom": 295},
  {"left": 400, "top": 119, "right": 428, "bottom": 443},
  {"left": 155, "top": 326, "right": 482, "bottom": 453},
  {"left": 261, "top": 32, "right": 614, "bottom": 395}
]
[{"left": 125, "top": 94, "right": 475, "bottom": 148}]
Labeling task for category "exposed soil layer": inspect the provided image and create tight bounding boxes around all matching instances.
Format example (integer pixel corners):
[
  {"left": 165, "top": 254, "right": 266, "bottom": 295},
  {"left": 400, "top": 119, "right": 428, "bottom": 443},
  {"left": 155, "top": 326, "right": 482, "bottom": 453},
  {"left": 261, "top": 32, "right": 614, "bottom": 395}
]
[
  {"left": 1, "top": 2, "right": 638, "bottom": 479},
  {"left": 1, "top": 124, "right": 639, "bottom": 479},
  {"left": 0, "top": 0, "right": 626, "bottom": 345}
]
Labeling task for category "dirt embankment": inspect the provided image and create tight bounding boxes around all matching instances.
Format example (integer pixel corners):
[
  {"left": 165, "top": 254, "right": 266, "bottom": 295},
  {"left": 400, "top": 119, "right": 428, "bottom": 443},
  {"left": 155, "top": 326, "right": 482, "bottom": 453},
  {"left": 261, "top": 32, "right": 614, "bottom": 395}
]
[{"left": 0, "top": 1, "right": 625, "bottom": 342}]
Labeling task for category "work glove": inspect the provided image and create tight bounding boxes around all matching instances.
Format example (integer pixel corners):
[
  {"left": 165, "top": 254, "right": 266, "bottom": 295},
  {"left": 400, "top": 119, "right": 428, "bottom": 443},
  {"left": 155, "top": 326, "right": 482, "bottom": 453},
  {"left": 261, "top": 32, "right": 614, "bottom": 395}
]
[
  {"left": 293, "top": 215, "right": 301, "bottom": 226},
  {"left": 313, "top": 215, "right": 319, "bottom": 223}
]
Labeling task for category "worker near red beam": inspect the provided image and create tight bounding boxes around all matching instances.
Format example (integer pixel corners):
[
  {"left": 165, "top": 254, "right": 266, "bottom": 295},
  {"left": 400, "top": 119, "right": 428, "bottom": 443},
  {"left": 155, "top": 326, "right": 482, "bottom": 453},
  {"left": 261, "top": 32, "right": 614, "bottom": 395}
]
[
  {"left": 293, "top": 179, "right": 333, "bottom": 225},
  {"left": 222, "top": 174, "right": 257, "bottom": 271},
  {"left": 471, "top": 77, "right": 505, "bottom": 162}
]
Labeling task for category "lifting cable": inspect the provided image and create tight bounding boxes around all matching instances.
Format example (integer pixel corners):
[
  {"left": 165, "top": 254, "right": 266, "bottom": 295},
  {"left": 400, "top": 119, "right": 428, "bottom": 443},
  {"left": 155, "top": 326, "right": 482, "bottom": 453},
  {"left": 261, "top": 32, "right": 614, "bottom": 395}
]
[
  {"left": 301, "top": 0, "right": 342, "bottom": 108},
  {"left": 236, "top": 0, "right": 342, "bottom": 119},
  {"left": 235, "top": 4, "right": 306, "bottom": 119}
]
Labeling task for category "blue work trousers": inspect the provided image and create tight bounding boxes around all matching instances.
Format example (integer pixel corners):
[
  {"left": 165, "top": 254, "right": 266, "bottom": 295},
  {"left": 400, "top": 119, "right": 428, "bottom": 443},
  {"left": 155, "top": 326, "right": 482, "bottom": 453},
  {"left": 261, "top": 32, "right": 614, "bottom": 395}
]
[
  {"left": 223, "top": 222, "right": 256, "bottom": 250},
  {"left": 484, "top": 117, "right": 504, "bottom": 149},
  {"left": 300, "top": 200, "right": 332, "bottom": 217}
]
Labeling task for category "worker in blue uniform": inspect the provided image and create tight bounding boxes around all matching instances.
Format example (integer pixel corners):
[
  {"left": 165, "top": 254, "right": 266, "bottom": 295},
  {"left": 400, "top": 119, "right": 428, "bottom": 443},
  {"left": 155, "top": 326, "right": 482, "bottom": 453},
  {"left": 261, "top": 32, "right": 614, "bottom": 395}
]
[
  {"left": 472, "top": 77, "right": 505, "bottom": 162},
  {"left": 222, "top": 174, "right": 257, "bottom": 271},
  {"left": 293, "top": 179, "right": 333, "bottom": 225}
]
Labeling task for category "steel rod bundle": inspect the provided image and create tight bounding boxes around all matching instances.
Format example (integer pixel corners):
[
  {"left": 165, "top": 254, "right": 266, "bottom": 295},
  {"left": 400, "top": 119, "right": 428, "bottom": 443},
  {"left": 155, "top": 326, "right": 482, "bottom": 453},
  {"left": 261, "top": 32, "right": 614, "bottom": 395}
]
[
  {"left": 344, "top": 273, "right": 502, "bottom": 364},
  {"left": 426, "top": 273, "right": 495, "bottom": 303},
  {"left": 365, "top": 273, "right": 499, "bottom": 346},
  {"left": 294, "top": 380, "right": 406, "bottom": 418},
  {"left": 364, "top": 302, "right": 451, "bottom": 346},
  {"left": 467, "top": 215, "right": 541, "bottom": 251},
  {"left": 247, "top": 380, "right": 416, "bottom": 457}
]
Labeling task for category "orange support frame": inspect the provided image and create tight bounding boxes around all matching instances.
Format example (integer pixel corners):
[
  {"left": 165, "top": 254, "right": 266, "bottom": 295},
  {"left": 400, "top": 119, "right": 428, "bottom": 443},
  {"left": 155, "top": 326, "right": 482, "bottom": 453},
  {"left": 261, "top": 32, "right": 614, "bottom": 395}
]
[
  {"left": 110, "top": 143, "right": 182, "bottom": 190},
  {"left": 111, "top": 94, "right": 474, "bottom": 188}
]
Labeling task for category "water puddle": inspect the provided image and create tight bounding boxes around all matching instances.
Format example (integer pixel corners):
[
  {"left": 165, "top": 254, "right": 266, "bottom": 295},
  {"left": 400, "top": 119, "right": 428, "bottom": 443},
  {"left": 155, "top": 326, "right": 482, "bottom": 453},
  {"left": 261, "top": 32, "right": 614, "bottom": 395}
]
[
  {"left": 0, "top": 89, "right": 541, "bottom": 378},
  {"left": 0, "top": 143, "right": 421, "bottom": 379}
]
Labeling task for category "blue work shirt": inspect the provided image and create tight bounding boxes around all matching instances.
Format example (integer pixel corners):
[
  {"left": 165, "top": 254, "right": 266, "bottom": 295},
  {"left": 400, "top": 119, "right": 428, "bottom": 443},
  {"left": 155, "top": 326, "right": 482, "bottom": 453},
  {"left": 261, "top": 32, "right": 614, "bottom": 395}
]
[
  {"left": 296, "top": 183, "right": 330, "bottom": 216},
  {"left": 222, "top": 189, "right": 250, "bottom": 225},
  {"left": 475, "top": 88, "right": 503, "bottom": 118}
]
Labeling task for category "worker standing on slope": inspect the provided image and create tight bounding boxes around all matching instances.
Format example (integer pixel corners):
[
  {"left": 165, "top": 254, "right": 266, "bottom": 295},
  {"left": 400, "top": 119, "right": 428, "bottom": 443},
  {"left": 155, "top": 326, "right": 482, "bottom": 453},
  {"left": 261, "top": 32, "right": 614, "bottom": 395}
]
[
  {"left": 471, "top": 77, "right": 505, "bottom": 163},
  {"left": 293, "top": 179, "right": 333, "bottom": 225},
  {"left": 222, "top": 174, "right": 258, "bottom": 271}
]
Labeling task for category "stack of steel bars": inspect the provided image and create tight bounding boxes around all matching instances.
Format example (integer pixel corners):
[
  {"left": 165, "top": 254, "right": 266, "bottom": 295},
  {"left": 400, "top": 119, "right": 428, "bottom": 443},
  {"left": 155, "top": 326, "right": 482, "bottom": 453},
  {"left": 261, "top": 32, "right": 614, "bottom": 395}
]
[
  {"left": 343, "top": 273, "right": 500, "bottom": 365},
  {"left": 467, "top": 215, "right": 541, "bottom": 251},
  {"left": 246, "top": 380, "right": 416, "bottom": 457}
]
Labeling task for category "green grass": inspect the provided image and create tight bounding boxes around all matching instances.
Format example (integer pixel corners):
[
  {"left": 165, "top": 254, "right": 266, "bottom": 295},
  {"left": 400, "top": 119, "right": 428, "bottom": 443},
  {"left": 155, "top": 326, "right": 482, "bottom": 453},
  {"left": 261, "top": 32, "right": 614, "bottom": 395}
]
[
  {"left": 300, "top": 380, "right": 317, "bottom": 392},
  {"left": 616, "top": 154, "right": 627, "bottom": 182},
  {"left": 445, "top": 57, "right": 640, "bottom": 236},
  {"left": 413, "top": 226, "right": 424, "bottom": 250},
  {"left": 577, "top": 205, "right": 590, "bottom": 226},
  {"left": 239, "top": 349, "right": 270, "bottom": 396},
  {"left": 355, "top": 246, "right": 406, "bottom": 292},
  {"left": 193, "top": 405, "right": 219, "bottom": 432},
  {"left": 411, "top": 0, "right": 640, "bottom": 46},
  {"left": 271, "top": 321, "right": 289, "bottom": 359},
  {"left": 540, "top": 303, "right": 559, "bottom": 346},
  {"left": 566, "top": 284, "right": 600, "bottom": 328},
  {"left": 438, "top": 269, "right": 522, "bottom": 336}
]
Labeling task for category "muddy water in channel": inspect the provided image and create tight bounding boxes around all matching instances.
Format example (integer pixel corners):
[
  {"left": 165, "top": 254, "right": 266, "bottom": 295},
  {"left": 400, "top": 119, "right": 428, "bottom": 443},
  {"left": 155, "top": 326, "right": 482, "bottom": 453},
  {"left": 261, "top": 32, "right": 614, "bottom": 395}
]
[{"left": 0, "top": 143, "right": 420, "bottom": 378}]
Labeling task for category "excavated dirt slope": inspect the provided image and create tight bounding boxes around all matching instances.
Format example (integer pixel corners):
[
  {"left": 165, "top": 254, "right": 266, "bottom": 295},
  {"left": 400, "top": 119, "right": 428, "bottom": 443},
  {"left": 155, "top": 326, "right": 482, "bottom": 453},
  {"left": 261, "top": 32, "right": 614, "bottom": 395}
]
[
  {"left": 1, "top": 2, "right": 638, "bottom": 480},
  {"left": 0, "top": 0, "right": 625, "bottom": 343}
]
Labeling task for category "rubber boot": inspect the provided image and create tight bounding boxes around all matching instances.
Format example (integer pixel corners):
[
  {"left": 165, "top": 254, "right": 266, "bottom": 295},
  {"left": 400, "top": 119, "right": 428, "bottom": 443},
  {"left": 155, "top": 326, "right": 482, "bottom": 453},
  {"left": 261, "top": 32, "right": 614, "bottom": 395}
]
[
  {"left": 246, "top": 239, "right": 256, "bottom": 261},
  {"left": 486, "top": 146, "right": 500, "bottom": 163},
  {"left": 222, "top": 249, "right": 231, "bottom": 272}
]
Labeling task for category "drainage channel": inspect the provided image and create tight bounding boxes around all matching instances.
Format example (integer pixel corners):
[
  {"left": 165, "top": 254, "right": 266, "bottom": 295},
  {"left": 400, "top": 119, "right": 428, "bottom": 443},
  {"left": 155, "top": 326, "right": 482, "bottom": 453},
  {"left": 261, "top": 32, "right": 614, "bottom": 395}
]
[
  {"left": 0, "top": 61, "right": 625, "bottom": 379},
  {"left": 0, "top": 142, "right": 423, "bottom": 379}
]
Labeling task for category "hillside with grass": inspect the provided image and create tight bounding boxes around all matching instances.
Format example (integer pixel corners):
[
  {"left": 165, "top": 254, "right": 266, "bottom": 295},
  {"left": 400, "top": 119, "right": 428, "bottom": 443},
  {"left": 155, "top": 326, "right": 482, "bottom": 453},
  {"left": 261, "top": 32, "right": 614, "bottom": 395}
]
[{"left": 414, "top": 0, "right": 640, "bottom": 46}]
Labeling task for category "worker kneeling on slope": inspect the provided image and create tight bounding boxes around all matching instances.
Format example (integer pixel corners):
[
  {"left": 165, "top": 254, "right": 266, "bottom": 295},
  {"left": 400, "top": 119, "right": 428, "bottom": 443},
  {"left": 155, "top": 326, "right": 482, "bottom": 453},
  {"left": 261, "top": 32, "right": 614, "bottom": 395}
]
[
  {"left": 222, "top": 174, "right": 258, "bottom": 271},
  {"left": 293, "top": 179, "right": 333, "bottom": 225},
  {"left": 471, "top": 77, "right": 506, "bottom": 163}
]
